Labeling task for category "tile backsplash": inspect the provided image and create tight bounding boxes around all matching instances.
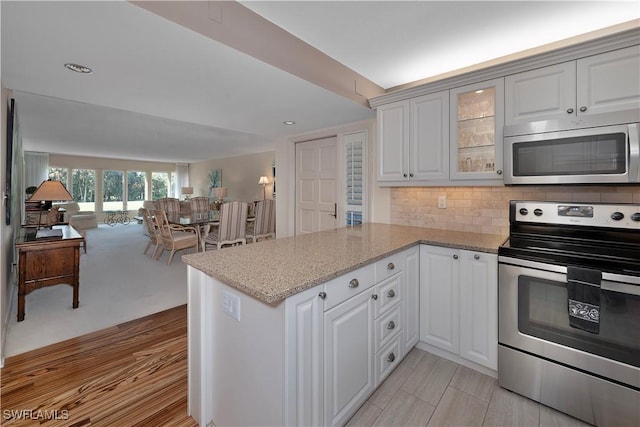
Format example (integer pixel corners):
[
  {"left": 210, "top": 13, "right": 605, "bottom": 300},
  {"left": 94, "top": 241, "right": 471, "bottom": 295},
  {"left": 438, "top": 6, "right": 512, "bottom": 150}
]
[{"left": 390, "top": 185, "right": 640, "bottom": 237}]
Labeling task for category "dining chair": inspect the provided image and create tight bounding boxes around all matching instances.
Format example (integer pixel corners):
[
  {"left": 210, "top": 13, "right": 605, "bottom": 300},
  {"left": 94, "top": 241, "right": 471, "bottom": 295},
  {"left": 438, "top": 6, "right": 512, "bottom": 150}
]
[
  {"left": 156, "top": 197, "right": 181, "bottom": 216},
  {"left": 140, "top": 208, "right": 162, "bottom": 258},
  {"left": 246, "top": 199, "right": 275, "bottom": 243},
  {"left": 155, "top": 209, "right": 199, "bottom": 264},
  {"left": 201, "top": 201, "right": 249, "bottom": 251},
  {"left": 190, "top": 196, "right": 210, "bottom": 213}
]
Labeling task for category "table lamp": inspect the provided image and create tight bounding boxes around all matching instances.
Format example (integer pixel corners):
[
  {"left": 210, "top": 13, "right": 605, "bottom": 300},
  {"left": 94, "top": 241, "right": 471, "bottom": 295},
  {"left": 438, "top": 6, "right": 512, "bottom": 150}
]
[
  {"left": 28, "top": 179, "right": 74, "bottom": 238},
  {"left": 258, "top": 176, "right": 269, "bottom": 200},
  {"left": 181, "top": 186, "right": 193, "bottom": 200},
  {"left": 211, "top": 187, "right": 227, "bottom": 210}
]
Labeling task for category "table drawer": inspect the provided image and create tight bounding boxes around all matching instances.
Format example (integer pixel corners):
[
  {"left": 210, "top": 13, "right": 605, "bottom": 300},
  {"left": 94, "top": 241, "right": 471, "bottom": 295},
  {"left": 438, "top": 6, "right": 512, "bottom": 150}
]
[{"left": 323, "top": 264, "right": 375, "bottom": 311}]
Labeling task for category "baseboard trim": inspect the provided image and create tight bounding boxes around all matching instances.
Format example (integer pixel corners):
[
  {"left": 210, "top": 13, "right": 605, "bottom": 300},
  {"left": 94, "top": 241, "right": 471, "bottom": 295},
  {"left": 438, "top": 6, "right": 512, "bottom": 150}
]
[{"left": 416, "top": 341, "right": 498, "bottom": 379}]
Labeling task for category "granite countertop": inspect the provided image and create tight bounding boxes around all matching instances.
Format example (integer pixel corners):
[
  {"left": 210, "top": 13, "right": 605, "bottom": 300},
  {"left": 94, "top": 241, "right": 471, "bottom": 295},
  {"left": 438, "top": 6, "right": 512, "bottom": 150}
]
[{"left": 182, "top": 223, "right": 506, "bottom": 305}]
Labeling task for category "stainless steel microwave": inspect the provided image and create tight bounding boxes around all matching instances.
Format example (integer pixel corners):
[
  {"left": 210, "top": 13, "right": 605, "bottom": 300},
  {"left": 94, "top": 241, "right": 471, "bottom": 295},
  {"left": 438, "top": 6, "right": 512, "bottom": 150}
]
[{"left": 504, "top": 109, "right": 640, "bottom": 185}]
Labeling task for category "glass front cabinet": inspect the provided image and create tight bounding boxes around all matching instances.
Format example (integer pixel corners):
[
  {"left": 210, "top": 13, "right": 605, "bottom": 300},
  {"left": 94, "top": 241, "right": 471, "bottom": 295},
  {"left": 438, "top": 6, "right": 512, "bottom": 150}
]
[{"left": 449, "top": 78, "right": 504, "bottom": 181}]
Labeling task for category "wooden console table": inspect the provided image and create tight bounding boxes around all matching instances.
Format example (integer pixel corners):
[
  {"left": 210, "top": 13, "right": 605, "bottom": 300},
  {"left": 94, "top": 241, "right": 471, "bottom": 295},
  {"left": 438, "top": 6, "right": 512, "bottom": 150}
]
[{"left": 15, "top": 225, "right": 83, "bottom": 322}]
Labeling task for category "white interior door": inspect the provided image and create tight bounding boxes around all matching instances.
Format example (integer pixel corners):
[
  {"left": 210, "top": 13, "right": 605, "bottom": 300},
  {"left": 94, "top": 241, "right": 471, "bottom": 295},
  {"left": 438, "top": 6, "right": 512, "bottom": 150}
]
[{"left": 296, "top": 137, "right": 338, "bottom": 235}]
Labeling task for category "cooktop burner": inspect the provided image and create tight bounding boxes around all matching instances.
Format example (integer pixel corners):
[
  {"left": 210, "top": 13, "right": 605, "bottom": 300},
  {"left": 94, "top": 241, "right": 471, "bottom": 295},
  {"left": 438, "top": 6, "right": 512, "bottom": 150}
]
[{"left": 499, "top": 201, "right": 640, "bottom": 275}]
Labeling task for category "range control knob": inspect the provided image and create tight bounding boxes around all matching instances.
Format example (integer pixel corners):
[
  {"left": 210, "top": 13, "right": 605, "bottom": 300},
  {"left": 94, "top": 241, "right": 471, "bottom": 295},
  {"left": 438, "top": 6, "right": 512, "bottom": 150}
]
[
  {"left": 533, "top": 208, "right": 543, "bottom": 217},
  {"left": 632, "top": 213, "right": 640, "bottom": 222},
  {"left": 611, "top": 212, "right": 624, "bottom": 221},
  {"left": 519, "top": 208, "right": 528, "bottom": 216}
]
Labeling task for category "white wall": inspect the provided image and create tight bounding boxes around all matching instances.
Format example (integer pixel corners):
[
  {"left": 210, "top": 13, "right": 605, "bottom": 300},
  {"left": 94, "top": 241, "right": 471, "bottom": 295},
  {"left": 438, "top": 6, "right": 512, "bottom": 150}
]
[{"left": 189, "top": 151, "right": 275, "bottom": 203}]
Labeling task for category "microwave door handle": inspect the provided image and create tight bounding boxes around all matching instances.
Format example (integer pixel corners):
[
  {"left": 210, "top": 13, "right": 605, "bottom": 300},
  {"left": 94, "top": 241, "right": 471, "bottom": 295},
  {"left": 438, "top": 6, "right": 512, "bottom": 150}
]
[{"left": 628, "top": 123, "right": 640, "bottom": 182}]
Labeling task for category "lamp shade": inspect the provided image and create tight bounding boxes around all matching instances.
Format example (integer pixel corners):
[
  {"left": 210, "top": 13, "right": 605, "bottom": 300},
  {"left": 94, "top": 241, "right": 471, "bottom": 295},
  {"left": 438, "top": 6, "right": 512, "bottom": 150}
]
[
  {"left": 181, "top": 186, "right": 193, "bottom": 195},
  {"left": 29, "top": 180, "right": 73, "bottom": 202},
  {"left": 258, "top": 176, "right": 269, "bottom": 185},
  {"left": 211, "top": 187, "right": 227, "bottom": 200}
]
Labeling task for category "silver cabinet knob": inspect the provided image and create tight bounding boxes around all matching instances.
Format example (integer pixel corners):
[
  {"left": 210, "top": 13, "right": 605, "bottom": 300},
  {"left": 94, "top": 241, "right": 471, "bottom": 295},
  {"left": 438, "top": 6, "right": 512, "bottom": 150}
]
[
  {"left": 387, "top": 289, "right": 395, "bottom": 298},
  {"left": 409, "top": 173, "right": 414, "bottom": 178},
  {"left": 496, "top": 170, "right": 503, "bottom": 175},
  {"left": 372, "top": 294, "right": 378, "bottom": 300},
  {"left": 387, "top": 262, "right": 395, "bottom": 270},
  {"left": 318, "top": 291, "right": 326, "bottom": 300},
  {"left": 453, "top": 254, "right": 459, "bottom": 260},
  {"left": 579, "top": 106, "right": 587, "bottom": 112},
  {"left": 348, "top": 278, "right": 359, "bottom": 288},
  {"left": 387, "top": 353, "right": 396, "bottom": 363},
  {"left": 387, "top": 320, "right": 396, "bottom": 330},
  {"left": 474, "top": 254, "right": 480, "bottom": 260},
  {"left": 403, "top": 173, "right": 408, "bottom": 178},
  {"left": 567, "top": 108, "right": 574, "bottom": 114}
]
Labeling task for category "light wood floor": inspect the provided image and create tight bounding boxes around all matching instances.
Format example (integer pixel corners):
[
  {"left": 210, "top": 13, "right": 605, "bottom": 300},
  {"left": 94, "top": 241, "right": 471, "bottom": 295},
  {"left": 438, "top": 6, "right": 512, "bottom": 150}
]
[
  {"left": 1, "top": 305, "right": 197, "bottom": 427},
  {"left": 1, "top": 304, "right": 592, "bottom": 427}
]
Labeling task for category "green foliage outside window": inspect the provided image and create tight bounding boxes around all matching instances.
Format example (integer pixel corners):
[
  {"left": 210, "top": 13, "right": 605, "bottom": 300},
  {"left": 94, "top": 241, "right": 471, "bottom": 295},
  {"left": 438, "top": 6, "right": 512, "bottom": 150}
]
[{"left": 72, "top": 169, "right": 96, "bottom": 202}]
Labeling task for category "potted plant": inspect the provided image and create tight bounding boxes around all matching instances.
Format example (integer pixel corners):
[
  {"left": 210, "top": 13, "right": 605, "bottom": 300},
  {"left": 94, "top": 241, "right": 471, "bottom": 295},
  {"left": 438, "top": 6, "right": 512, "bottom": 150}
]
[{"left": 25, "top": 186, "right": 38, "bottom": 200}]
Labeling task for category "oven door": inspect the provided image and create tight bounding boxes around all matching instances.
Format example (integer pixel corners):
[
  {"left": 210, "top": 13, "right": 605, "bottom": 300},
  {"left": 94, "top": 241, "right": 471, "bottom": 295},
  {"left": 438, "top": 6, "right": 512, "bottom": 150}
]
[{"left": 498, "top": 256, "right": 640, "bottom": 388}]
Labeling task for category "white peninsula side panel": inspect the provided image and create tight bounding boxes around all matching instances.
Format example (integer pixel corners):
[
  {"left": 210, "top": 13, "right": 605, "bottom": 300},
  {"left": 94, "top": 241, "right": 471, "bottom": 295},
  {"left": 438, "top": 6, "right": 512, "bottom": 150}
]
[{"left": 187, "top": 266, "right": 286, "bottom": 427}]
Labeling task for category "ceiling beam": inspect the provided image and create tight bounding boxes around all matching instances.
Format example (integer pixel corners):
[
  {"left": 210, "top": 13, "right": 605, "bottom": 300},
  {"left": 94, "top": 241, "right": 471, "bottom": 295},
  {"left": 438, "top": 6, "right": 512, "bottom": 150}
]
[{"left": 130, "top": 0, "right": 384, "bottom": 108}]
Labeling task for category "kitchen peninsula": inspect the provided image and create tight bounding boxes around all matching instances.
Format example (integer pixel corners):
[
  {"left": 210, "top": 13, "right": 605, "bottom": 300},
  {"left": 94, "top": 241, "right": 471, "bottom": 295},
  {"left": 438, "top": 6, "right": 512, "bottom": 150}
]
[{"left": 182, "top": 223, "right": 505, "bottom": 427}]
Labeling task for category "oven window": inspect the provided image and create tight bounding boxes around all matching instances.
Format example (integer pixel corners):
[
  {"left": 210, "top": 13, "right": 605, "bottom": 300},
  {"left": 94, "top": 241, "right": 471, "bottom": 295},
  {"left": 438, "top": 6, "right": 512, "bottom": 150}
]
[
  {"left": 513, "top": 132, "right": 626, "bottom": 176},
  {"left": 518, "top": 275, "right": 640, "bottom": 367}
]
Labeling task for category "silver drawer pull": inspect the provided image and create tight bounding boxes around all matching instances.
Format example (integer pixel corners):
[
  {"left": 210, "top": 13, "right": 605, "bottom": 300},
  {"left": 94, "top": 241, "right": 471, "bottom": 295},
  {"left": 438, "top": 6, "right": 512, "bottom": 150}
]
[
  {"left": 453, "top": 254, "right": 459, "bottom": 260},
  {"left": 387, "top": 321, "right": 396, "bottom": 330},
  {"left": 387, "top": 289, "right": 395, "bottom": 298},
  {"left": 318, "top": 291, "right": 326, "bottom": 300},
  {"left": 348, "top": 279, "right": 359, "bottom": 288},
  {"left": 387, "top": 262, "right": 395, "bottom": 270},
  {"left": 387, "top": 353, "right": 395, "bottom": 363},
  {"left": 474, "top": 254, "right": 480, "bottom": 260},
  {"left": 372, "top": 294, "right": 378, "bottom": 300}
]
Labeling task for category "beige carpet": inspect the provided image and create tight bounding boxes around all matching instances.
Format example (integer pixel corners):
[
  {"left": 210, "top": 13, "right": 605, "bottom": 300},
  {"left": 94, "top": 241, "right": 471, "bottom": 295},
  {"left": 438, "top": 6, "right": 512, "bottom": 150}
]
[{"left": 4, "top": 223, "right": 193, "bottom": 357}]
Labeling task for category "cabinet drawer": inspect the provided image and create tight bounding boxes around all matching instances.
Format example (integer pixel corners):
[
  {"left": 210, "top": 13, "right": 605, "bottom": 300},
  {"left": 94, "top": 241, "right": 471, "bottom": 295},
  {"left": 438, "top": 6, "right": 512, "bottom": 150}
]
[
  {"left": 375, "top": 335, "right": 402, "bottom": 386},
  {"left": 375, "top": 253, "right": 403, "bottom": 283},
  {"left": 323, "top": 264, "right": 375, "bottom": 311},
  {"left": 375, "top": 305, "right": 401, "bottom": 351},
  {"left": 374, "top": 273, "right": 401, "bottom": 317}
]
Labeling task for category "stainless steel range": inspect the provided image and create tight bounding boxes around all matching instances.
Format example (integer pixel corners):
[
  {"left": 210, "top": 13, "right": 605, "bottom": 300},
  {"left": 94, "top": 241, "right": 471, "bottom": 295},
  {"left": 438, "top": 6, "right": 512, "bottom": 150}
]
[{"left": 498, "top": 201, "right": 640, "bottom": 426}]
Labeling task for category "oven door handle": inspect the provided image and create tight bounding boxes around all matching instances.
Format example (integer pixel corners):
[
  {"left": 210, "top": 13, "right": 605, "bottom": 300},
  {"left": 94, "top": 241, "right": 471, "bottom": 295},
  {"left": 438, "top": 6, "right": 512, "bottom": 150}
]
[{"left": 499, "top": 256, "right": 640, "bottom": 289}]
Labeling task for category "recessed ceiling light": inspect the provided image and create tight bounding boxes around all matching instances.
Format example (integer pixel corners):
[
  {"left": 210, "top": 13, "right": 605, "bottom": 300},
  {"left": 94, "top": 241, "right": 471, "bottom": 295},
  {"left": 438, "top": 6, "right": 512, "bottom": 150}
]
[
  {"left": 283, "top": 120, "right": 296, "bottom": 125},
  {"left": 64, "top": 63, "right": 93, "bottom": 74}
]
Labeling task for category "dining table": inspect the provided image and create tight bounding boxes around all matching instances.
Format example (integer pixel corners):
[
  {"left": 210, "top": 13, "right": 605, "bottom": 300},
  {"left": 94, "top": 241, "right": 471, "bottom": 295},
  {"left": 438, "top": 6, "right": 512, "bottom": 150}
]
[{"left": 165, "top": 210, "right": 255, "bottom": 250}]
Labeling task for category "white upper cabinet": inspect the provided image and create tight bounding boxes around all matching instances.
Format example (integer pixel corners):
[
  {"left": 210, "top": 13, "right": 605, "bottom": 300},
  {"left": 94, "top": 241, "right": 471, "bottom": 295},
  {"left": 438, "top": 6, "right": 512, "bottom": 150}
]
[
  {"left": 505, "top": 61, "right": 576, "bottom": 125},
  {"left": 577, "top": 45, "right": 640, "bottom": 116},
  {"left": 377, "top": 91, "right": 449, "bottom": 182},
  {"left": 377, "top": 100, "right": 409, "bottom": 181},
  {"left": 449, "top": 78, "right": 505, "bottom": 181},
  {"left": 505, "top": 46, "right": 640, "bottom": 125}
]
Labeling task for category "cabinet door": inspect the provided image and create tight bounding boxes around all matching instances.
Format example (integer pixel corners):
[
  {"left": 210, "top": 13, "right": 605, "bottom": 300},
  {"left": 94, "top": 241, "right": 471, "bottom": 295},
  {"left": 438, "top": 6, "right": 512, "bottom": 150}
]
[
  {"left": 505, "top": 61, "right": 576, "bottom": 125},
  {"left": 403, "top": 246, "right": 420, "bottom": 353},
  {"left": 577, "top": 45, "right": 640, "bottom": 116},
  {"left": 459, "top": 251, "right": 498, "bottom": 370},
  {"left": 450, "top": 78, "right": 504, "bottom": 181},
  {"left": 284, "top": 286, "right": 324, "bottom": 427},
  {"left": 409, "top": 91, "right": 450, "bottom": 180},
  {"left": 324, "top": 288, "right": 375, "bottom": 427},
  {"left": 419, "top": 245, "right": 459, "bottom": 354},
  {"left": 377, "top": 100, "right": 409, "bottom": 181}
]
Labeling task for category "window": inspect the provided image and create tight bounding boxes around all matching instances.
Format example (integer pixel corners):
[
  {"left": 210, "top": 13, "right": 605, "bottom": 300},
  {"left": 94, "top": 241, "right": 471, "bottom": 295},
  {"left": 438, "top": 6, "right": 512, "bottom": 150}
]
[
  {"left": 72, "top": 169, "right": 96, "bottom": 211},
  {"left": 127, "top": 171, "right": 146, "bottom": 212},
  {"left": 344, "top": 132, "right": 367, "bottom": 226},
  {"left": 152, "top": 172, "right": 171, "bottom": 200},
  {"left": 103, "top": 170, "right": 124, "bottom": 211},
  {"left": 48, "top": 167, "right": 68, "bottom": 187}
]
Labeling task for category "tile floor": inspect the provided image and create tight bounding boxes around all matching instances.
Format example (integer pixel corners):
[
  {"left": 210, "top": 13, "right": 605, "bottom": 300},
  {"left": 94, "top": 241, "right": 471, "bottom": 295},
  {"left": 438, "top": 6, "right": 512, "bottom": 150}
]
[{"left": 346, "top": 348, "right": 593, "bottom": 427}]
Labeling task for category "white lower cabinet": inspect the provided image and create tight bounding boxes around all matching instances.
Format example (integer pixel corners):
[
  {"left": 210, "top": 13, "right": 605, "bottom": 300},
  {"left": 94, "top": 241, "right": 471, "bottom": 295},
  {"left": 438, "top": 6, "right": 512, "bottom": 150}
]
[
  {"left": 419, "top": 244, "right": 498, "bottom": 371},
  {"left": 286, "top": 247, "right": 419, "bottom": 426}
]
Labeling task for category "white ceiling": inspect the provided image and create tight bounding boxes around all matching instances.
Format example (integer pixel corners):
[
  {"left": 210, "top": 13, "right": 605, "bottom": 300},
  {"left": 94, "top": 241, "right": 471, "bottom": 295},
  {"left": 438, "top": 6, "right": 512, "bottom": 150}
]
[{"left": 2, "top": 1, "right": 638, "bottom": 163}]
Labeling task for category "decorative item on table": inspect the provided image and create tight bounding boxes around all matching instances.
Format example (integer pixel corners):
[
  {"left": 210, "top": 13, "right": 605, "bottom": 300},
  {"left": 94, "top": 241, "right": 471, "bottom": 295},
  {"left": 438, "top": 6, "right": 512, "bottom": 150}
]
[
  {"left": 28, "top": 179, "right": 74, "bottom": 238},
  {"left": 211, "top": 187, "right": 227, "bottom": 210},
  {"left": 181, "top": 186, "right": 193, "bottom": 200},
  {"left": 258, "top": 176, "right": 269, "bottom": 200}
]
